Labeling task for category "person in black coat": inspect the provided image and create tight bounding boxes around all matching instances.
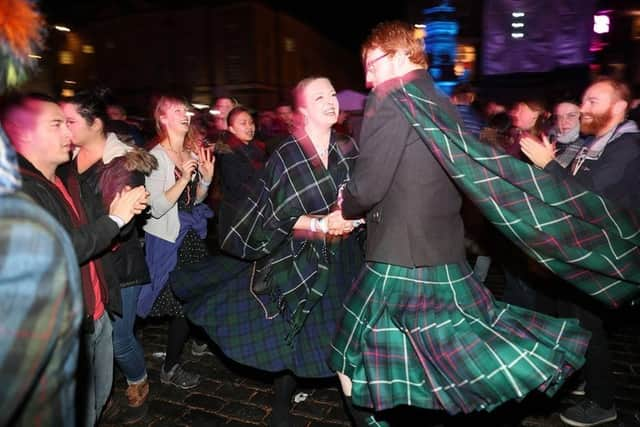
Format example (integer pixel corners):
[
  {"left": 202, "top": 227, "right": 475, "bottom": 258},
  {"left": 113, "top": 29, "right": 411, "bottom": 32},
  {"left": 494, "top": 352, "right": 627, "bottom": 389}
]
[{"left": 1, "top": 93, "right": 148, "bottom": 427}]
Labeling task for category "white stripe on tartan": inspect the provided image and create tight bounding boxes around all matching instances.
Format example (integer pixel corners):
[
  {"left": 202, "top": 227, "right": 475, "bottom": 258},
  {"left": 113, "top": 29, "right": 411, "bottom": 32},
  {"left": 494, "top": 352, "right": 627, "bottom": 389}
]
[
  {"left": 590, "top": 279, "right": 622, "bottom": 296},
  {"left": 407, "top": 92, "right": 437, "bottom": 106},
  {"left": 403, "top": 331, "right": 411, "bottom": 405},
  {"left": 601, "top": 229, "right": 639, "bottom": 260},
  {"left": 601, "top": 253, "right": 625, "bottom": 279},
  {"left": 554, "top": 321, "right": 566, "bottom": 350},
  {"left": 334, "top": 279, "right": 378, "bottom": 373},
  {"left": 457, "top": 124, "right": 469, "bottom": 154},
  {"left": 549, "top": 191, "right": 589, "bottom": 207},
  {"left": 489, "top": 198, "right": 551, "bottom": 270},
  {"left": 567, "top": 252, "right": 593, "bottom": 263},
  {"left": 445, "top": 265, "right": 556, "bottom": 387},
  {"left": 473, "top": 176, "right": 501, "bottom": 184},
  {"left": 484, "top": 342, "right": 523, "bottom": 398},
  {"left": 526, "top": 164, "right": 546, "bottom": 202},
  {"left": 294, "top": 141, "right": 333, "bottom": 208},
  {"left": 443, "top": 134, "right": 454, "bottom": 163},
  {"left": 491, "top": 306, "right": 508, "bottom": 327},
  {"left": 525, "top": 192, "right": 543, "bottom": 230},
  {"left": 365, "top": 263, "right": 474, "bottom": 285},
  {"left": 534, "top": 214, "right": 572, "bottom": 230}
]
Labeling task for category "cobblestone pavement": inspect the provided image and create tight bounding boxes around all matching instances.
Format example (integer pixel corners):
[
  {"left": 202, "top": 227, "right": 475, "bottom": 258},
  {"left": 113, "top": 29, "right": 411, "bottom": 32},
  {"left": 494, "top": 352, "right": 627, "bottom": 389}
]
[{"left": 101, "top": 269, "right": 640, "bottom": 427}]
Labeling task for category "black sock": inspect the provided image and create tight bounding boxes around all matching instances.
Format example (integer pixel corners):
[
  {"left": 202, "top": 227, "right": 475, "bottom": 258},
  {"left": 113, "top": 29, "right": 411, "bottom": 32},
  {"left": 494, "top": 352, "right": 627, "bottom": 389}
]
[
  {"left": 270, "top": 372, "right": 296, "bottom": 427},
  {"left": 165, "top": 316, "right": 190, "bottom": 369}
]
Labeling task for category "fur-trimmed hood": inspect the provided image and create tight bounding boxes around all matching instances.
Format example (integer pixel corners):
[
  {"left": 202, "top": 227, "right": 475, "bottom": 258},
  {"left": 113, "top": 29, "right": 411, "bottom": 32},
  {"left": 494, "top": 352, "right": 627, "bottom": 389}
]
[{"left": 103, "top": 133, "right": 157, "bottom": 174}]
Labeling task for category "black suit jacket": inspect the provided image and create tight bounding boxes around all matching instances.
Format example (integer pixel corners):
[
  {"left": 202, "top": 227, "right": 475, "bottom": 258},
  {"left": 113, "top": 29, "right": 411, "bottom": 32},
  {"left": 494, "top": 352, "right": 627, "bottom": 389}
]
[{"left": 342, "top": 70, "right": 466, "bottom": 268}]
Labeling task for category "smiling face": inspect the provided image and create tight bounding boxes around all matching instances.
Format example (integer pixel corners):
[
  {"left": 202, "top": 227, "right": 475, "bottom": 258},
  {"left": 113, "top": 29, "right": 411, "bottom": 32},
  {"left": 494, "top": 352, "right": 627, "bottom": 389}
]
[
  {"left": 299, "top": 78, "right": 339, "bottom": 130},
  {"left": 579, "top": 81, "right": 627, "bottom": 137},
  {"left": 159, "top": 100, "right": 190, "bottom": 135}
]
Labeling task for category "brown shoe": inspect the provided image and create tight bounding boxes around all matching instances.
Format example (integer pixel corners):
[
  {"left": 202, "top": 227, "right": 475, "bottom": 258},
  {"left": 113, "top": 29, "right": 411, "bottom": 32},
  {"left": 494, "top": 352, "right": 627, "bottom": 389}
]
[
  {"left": 126, "top": 379, "right": 149, "bottom": 407},
  {"left": 101, "top": 379, "right": 149, "bottom": 425}
]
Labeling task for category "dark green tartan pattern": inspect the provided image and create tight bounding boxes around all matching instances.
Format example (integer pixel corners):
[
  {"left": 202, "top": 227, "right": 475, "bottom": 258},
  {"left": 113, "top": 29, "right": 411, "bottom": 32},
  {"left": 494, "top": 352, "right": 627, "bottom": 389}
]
[
  {"left": 329, "top": 262, "right": 590, "bottom": 414},
  {"left": 220, "top": 131, "right": 360, "bottom": 337},
  {"left": 391, "top": 83, "right": 640, "bottom": 307},
  {"left": 172, "top": 240, "right": 362, "bottom": 377}
]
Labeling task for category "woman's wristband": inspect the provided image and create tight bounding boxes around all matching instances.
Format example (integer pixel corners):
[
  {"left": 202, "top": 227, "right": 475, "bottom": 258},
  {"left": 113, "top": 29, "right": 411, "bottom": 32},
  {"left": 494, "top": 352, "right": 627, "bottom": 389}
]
[
  {"left": 310, "top": 217, "right": 328, "bottom": 233},
  {"left": 199, "top": 178, "right": 211, "bottom": 187}
]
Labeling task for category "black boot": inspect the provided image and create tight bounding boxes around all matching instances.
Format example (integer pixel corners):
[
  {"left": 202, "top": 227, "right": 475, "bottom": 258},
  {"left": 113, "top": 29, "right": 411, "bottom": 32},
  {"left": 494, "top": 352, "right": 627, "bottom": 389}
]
[
  {"left": 269, "top": 373, "right": 297, "bottom": 427},
  {"left": 344, "top": 396, "right": 377, "bottom": 427}
]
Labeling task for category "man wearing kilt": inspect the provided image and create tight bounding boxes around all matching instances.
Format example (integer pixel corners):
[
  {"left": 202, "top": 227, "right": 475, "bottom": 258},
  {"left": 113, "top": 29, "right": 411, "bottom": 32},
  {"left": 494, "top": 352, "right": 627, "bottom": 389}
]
[{"left": 329, "top": 21, "right": 593, "bottom": 424}]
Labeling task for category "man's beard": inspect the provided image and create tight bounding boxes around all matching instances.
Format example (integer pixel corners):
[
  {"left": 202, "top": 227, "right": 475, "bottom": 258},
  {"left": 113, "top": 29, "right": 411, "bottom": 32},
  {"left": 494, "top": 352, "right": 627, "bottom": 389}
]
[{"left": 580, "top": 108, "right": 613, "bottom": 136}]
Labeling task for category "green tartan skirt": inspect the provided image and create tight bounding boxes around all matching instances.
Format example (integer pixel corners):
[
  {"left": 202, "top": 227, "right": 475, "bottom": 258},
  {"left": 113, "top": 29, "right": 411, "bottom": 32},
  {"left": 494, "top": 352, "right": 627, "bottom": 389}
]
[{"left": 328, "top": 262, "right": 590, "bottom": 414}]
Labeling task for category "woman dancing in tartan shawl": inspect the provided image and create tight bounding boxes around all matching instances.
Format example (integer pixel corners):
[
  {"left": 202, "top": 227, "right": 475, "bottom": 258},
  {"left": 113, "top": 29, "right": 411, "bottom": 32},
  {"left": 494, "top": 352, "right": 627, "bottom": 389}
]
[
  {"left": 171, "top": 77, "right": 365, "bottom": 426},
  {"left": 327, "top": 21, "right": 600, "bottom": 426}
]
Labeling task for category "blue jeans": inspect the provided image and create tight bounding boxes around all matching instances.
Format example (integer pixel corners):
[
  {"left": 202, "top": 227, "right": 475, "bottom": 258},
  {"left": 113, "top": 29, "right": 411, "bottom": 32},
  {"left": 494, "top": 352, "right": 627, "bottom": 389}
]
[
  {"left": 112, "top": 286, "right": 147, "bottom": 383},
  {"left": 83, "top": 312, "right": 113, "bottom": 427}
]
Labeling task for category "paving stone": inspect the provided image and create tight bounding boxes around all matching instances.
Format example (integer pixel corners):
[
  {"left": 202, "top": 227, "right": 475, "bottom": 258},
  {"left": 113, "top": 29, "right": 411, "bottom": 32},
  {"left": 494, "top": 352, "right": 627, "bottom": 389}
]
[
  {"left": 184, "top": 393, "right": 227, "bottom": 412},
  {"left": 249, "top": 390, "right": 275, "bottom": 408},
  {"left": 217, "top": 383, "right": 259, "bottom": 402},
  {"left": 311, "top": 388, "right": 344, "bottom": 406},
  {"left": 181, "top": 408, "right": 229, "bottom": 426},
  {"left": 217, "top": 401, "right": 269, "bottom": 423},
  {"left": 148, "top": 399, "right": 190, "bottom": 418}
]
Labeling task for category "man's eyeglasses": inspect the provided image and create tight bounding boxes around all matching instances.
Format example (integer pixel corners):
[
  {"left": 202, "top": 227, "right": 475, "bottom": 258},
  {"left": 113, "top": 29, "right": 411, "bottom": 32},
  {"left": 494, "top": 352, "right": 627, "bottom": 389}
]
[{"left": 365, "top": 52, "right": 390, "bottom": 72}]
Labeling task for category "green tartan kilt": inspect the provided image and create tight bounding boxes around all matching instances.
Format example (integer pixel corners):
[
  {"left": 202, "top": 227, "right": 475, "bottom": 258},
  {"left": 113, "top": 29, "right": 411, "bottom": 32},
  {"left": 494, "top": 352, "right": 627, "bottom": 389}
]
[{"left": 328, "top": 262, "right": 590, "bottom": 414}]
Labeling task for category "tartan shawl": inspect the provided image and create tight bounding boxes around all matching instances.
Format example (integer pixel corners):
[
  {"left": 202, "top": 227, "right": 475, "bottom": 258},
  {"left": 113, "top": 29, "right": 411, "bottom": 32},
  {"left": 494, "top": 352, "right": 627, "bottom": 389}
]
[
  {"left": 220, "top": 130, "right": 359, "bottom": 339},
  {"left": 390, "top": 78, "right": 640, "bottom": 308}
]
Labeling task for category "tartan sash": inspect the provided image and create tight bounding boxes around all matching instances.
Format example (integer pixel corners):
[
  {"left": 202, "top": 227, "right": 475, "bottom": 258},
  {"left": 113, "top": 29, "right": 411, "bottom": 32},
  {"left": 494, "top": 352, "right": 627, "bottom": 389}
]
[
  {"left": 390, "top": 82, "right": 640, "bottom": 308},
  {"left": 220, "top": 132, "right": 359, "bottom": 338}
]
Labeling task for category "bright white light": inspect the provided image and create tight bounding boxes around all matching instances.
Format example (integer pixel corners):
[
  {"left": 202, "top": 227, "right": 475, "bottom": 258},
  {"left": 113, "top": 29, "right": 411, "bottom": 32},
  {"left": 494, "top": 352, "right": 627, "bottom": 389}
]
[
  {"left": 593, "top": 15, "right": 610, "bottom": 34},
  {"left": 186, "top": 111, "right": 195, "bottom": 117},
  {"left": 511, "top": 33, "right": 525, "bottom": 38},
  {"left": 209, "top": 109, "right": 220, "bottom": 116},
  {"left": 512, "top": 12, "right": 525, "bottom": 18},
  {"left": 64, "top": 80, "right": 77, "bottom": 84},
  {"left": 192, "top": 103, "right": 209, "bottom": 109},
  {"left": 54, "top": 25, "right": 71, "bottom": 32},
  {"left": 414, "top": 24, "right": 426, "bottom": 29},
  {"left": 511, "top": 22, "right": 524, "bottom": 28},
  {"left": 28, "top": 54, "right": 42, "bottom": 59}
]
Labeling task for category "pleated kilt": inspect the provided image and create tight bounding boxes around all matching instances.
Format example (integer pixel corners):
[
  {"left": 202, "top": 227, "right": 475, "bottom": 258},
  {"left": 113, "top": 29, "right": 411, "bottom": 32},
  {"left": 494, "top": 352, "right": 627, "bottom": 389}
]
[
  {"left": 171, "top": 249, "right": 359, "bottom": 378},
  {"left": 328, "top": 262, "right": 590, "bottom": 414}
]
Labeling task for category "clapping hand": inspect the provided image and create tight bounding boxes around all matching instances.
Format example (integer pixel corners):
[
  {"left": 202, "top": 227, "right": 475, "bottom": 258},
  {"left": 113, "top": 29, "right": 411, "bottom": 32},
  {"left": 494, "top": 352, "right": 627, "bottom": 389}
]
[{"left": 520, "top": 134, "right": 557, "bottom": 169}]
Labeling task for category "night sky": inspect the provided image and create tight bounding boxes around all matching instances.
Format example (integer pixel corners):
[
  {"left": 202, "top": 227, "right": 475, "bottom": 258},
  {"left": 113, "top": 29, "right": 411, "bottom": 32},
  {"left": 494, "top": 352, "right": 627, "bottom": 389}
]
[{"left": 39, "top": 0, "right": 409, "bottom": 54}]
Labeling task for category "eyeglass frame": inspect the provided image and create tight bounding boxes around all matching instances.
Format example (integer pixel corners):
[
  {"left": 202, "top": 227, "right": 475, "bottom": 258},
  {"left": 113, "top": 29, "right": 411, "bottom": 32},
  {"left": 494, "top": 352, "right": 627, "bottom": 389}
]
[{"left": 365, "top": 52, "right": 391, "bottom": 72}]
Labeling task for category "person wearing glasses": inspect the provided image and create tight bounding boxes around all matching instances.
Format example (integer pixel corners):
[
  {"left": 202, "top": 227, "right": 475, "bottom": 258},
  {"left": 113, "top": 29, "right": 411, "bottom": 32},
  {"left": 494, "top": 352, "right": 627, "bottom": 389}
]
[
  {"left": 549, "top": 99, "right": 587, "bottom": 168},
  {"left": 329, "top": 21, "right": 589, "bottom": 426}
]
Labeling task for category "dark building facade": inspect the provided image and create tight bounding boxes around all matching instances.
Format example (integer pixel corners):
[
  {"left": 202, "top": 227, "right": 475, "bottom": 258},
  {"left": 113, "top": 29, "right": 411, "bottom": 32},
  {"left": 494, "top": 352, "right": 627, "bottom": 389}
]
[{"left": 40, "top": 2, "right": 362, "bottom": 115}]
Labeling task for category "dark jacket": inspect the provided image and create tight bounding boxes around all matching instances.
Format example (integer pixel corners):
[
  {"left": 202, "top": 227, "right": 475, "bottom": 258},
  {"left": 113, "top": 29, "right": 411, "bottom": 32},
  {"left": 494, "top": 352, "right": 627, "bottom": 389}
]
[
  {"left": 18, "top": 154, "right": 121, "bottom": 317},
  {"left": 342, "top": 70, "right": 466, "bottom": 267},
  {"left": 63, "top": 146, "right": 156, "bottom": 290},
  {"left": 545, "top": 121, "right": 640, "bottom": 210},
  {"left": 215, "top": 135, "right": 267, "bottom": 237}
]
